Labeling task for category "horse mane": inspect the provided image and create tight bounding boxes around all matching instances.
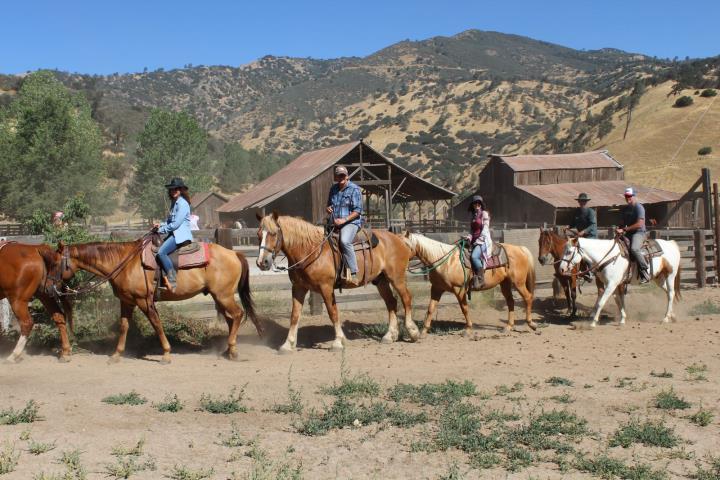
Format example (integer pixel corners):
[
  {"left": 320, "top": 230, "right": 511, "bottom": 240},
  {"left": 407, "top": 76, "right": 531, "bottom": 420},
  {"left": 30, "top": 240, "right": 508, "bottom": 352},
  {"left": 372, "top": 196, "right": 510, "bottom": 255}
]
[
  {"left": 71, "top": 241, "right": 142, "bottom": 266},
  {"left": 265, "top": 216, "right": 324, "bottom": 252},
  {"left": 409, "top": 233, "right": 455, "bottom": 261}
]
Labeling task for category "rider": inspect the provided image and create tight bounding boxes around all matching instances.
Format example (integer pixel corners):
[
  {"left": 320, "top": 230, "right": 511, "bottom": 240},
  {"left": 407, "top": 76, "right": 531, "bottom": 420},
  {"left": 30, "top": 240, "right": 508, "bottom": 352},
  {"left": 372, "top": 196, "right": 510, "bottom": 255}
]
[
  {"left": 568, "top": 192, "right": 597, "bottom": 281},
  {"left": 326, "top": 165, "right": 363, "bottom": 286},
  {"left": 467, "top": 195, "right": 492, "bottom": 290},
  {"left": 616, "top": 187, "right": 650, "bottom": 284},
  {"left": 154, "top": 178, "right": 193, "bottom": 292}
]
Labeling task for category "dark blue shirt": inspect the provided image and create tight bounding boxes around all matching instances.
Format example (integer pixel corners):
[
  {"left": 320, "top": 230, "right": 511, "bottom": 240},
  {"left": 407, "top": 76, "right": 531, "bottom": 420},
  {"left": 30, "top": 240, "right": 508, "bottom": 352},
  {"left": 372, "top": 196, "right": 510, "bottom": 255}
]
[
  {"left": 570, "top": 207, "right": 597, "bottom": 238},
  {"left": 622, "top": 202, "right": 646, "bottom": 233},
  {"left": 327, "top": 181, "right": 363, "bottom": 227}
]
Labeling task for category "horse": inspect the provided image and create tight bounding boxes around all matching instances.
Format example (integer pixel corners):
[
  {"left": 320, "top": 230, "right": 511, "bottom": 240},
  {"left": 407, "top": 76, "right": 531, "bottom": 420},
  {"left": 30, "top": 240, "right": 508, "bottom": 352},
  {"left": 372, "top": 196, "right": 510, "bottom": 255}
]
[
  {"left": 47, "top": 238, "right": 261, "bottom": 363},
  {"left": 402, "top": 232, "right": 537, "bottom": 335},
  {"left": 0, "top": 242, "right": 73, "bottom": 363},
  {"left": 559, "top": 236, "right": 681, "bottom": 327},
  {"left": 255, "top": 212, "right": 417, "bottom": 351},
  {"left": 538, "top": 228, "right": 605, "bottom": 317}
]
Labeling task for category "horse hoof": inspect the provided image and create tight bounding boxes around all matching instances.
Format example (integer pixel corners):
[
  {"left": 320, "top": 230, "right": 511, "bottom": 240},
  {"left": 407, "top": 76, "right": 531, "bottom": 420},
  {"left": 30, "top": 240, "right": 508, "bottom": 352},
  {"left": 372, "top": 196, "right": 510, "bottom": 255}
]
[
  {"left": 503, "top": 326, "right": 513, "bottom": 333},
  {"left": 107, "top": 355, "right": 122, "bottom": 365},
  {"left": 419, "top": 329, "right": 429, "bottom": 340},
  {"left": 590, "top": 323, "right": 597, "bottom": 329},
  {"left": 3, "top": 357, "right": 17, "bottom": 365},
  {"left": 223, "top": 349, "right": 239, "bottom": 361},
  {"left": 527, "top": 322, "right": 538, "bottom": 331},
  {"left": 330, "top": 342, "right": 344, "bottom": 352},
  {"left": 278, "top": 345, "right": 295, "bottom": 355},
  {"left": 160, "top": 356, "right": 172, "bottom": 365},
  {"left": 381, "top": 334, "right": 395, "bottom": 344},
  {"left": 58, "top": 355, "right": 72, "bottom": 363}
]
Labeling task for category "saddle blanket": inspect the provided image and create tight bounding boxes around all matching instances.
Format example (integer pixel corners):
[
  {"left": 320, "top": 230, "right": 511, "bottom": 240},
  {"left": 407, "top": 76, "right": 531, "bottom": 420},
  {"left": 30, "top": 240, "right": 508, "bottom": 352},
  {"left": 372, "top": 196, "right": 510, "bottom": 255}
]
[
  {"left": 141, "top": 241, "right": 211, "bottom": 271},
  {"left": 464, "top": 243, "right": 508, "bottom": 270}
]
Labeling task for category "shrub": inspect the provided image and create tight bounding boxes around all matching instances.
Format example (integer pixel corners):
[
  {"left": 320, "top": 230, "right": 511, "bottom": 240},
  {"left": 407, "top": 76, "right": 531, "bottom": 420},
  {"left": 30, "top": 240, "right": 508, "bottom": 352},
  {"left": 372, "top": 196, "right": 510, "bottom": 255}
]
[
  {"left": 0, "top": 442, "right": 19, "bottom": 474},
  {"left": 688, "top": 408, "right": 714, "bottom": 427},
  {"left": 102, "top": 391, "right": 147, "bottom": 406},
  {"left": 674, "top": 96, "right": 694, "bottom": 107},
  {"left": 546, "top": 376, "right": 574, "bottom": 387},
  {"left": 199, "top": 386, "right": 247, "bottom": 414},
  {"left": 610, "top": 418, "right": 679, "bottom": 448},
  {"left": 698, "top": 146, "right": 712, "bottom": 156},
  {"left": 654, "top": 388, "right": 691, "bottom": 410},
  {"left": 700, "top": 89, "right": 717, "bottom": 98},
  {"left": 0, "top": 400, "right": 42, "bottom": 425},
  {"left": 153, "top": 394, "right": 184, "bottom": 413}
]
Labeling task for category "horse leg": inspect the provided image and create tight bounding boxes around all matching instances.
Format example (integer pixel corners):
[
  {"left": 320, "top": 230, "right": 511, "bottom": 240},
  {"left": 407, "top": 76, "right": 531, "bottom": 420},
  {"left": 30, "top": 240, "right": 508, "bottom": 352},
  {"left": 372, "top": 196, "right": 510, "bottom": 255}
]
[
  {"left": 500, "top": 279, "right": 516, "bottom": 332},
  {"left": 570, "top": 276, "right": 578, "bottom": 317},
  {"left": 590, "top": 282, "right": 618, "bottom": 328},
  {"left": 387, "top": 276, "right": 418, "bottom": 342},
  {"left": 562, "top": 277, "right": 572, "bottom": 316},
  {"left": 661, "top": 272, "right": 675, "bottom": 323},
  {"left": 613, "top": 289, "right": 627, "bottom": 325},
  {"left": 515, "top": 279, "right": 536, "bottom": 331},
  {"left": 5, "top": 298, "right": 33, "bottom": 363},
  {"left": 280, "top": 284, "right": 307, "bottom": 353},
  {"left": 138, "top": 299, "right": 172, "bottom": 364},
  {"left": 454, "top": 287, "right": 473, "bottom": 336},
  {"left": 318, "top": 284, "right": 345, "bottom": 352},
  {"left": 376, "top": 277, "right": 400, "bottom": 344},
  {"left": 215, "top": 295, "right": 244, "bottom": 360},
  {"left": 420, "top": 286, "right": 444, "bottom": 339},
  {"left": 109, "top": 302, "right": 135, "bottom": 364},
  {"left": 37, "top": 294, "right": 72, "bottom": 362}
]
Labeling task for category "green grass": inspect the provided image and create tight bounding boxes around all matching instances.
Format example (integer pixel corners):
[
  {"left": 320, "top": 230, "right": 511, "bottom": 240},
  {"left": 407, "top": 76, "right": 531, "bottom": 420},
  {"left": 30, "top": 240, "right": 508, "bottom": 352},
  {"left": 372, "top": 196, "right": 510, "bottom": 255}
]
[
  {"left": 434, "top": 401, "right": 501, "bottom": 453},
  {"left": 483, "top": 409, "right": 520, "bottom": 423},
  {"left": 469, "top": 452, "right": 501, "bottom": 470},
  {"left": 101, "top": 391, "right": 147, "bottom": 406},
  {"left": 153, "top": 394, "right": 184, "bottom": 413},
  {"left": 574, "top": 453, "right": 668, "bottom": 480},
  {"left": 57, "top": 448, "right": 87, "bottom": 480},
  {"left": 506, "top": 409, "right": 589, "bottom": 454},
  {"left": 199, "top": 386, "right": 248, "bottom": 414},
  {"left": 688, "top": 408, "right": 714, "bottom": 427},
  {"left": 650, "top": 369, "right": 673, "bottom": 378},
  {"left": 271, "top": 370, "right": 304, "bottom": 415},
  {"left": 388, "top": 380, "right": 477, "bottom": 405},
  {"left": 235, "top": 442, "right": 302, "bottom": 480},
  {"left": 691, "top": 455, "right": 720, "bottom": 480},
  {"left": 319, "top": 372, "right": 380, "bottom": 398},
  {"left": 546, "top": 376, "right": 574, "bottom": 387},
  {"left": 216, "top": 422, "right": 249, "bottom": 448},
  {"left": 550, "top": 393, "right": 575, "bottom": 404},
  {"left": 654, "top": 388, "right": 691, "bottom": 410},
  {"left": 437, "top": 462, "right": 465, "bottom": 480},
  {"left": 685, "top": 363, "right": 708, "bottom": 382},
  {"left": 0, "top": 400, "right": 42, "bottom": 425},
  {"left": 103, "top": 455, "right": 156, "bottom": 479},
  {"left": 165, "top": 465, "right": 214, "bottom": 480},
  {"left": 609, "top": 419, "right": 680, "bottom": 448},
  {"left": 27, "top": 439, "right": 56, "bottom": 455},
  {"left": 689, "top": 299, "right": 720, "bottom": 316},
  {"left": 0, "top": 442, "right": 19, "bottom": 475},
  {"left": 495, "top": 382, "right": 524, "bottom": 396}
]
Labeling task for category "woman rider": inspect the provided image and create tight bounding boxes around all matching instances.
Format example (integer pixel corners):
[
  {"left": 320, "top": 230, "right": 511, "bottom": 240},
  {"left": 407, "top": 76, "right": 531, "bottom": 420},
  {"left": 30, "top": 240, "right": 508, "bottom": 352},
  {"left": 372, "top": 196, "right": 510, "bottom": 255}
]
[
  {"left": 153, "top": 178, "right": 193, "bottom": 292},
  {"left": 467, "top": 195, "right": 492, "bottom": 290}
]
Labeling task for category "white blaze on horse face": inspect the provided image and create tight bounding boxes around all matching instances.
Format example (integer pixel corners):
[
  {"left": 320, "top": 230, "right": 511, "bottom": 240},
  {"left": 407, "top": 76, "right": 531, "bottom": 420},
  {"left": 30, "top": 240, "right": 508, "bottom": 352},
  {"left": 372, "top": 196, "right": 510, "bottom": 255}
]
[{"left": 257, "top": 230, "right": 268, "bottom": 268}]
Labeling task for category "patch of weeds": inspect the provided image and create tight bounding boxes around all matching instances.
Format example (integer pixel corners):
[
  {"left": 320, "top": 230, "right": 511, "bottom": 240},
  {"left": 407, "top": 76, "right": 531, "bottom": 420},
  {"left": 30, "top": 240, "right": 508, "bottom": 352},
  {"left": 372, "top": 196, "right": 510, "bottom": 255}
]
[
  {"left": 103, "top": 455, "right": 156, "bottom": 479},
  {"left": 584, "top": 384, "right": 594, "bottom": 389},
  {"left": 434, "top": 401, "right": 502, "bottom": 453},
  {"left": 111, "top": 438, "right": 145, "bottom": 457},
  {"left": 101, "top": 391, "right": 147, "bottom": 406},
  {"left": 57, "top": 449, "right": 87, "bottom": 480},
  {"left": 574, "top": 453, "right": 668, "bottom": 480},
  {"left": 298, "top": 397, "right": 426, "bottom": 436},
  {"left": 470, "top": 452, "right": 501, "bottom": 470},
  {"left": 353, "top": 322, "right": 387, "bottom": 340},
  {"left": 388, "top": 380, "right": 476, "bottom": 406},
  {"left": 689, "top": 299, "right": 720, "bottom": 316},
  {"left": 271, "top": 368, "right": 304, "bottom": 415},
  {"left": 165, "top": 464, "right": 213, "bottom": 480},
  {"left": 0, "top": 400, "right": 42, "bottom": 424},
  {"left": 19, "top": 429, "right": 32, "bottom": 441},
  {"left": 654, "top": 388, "right": 691, "bottom": 410},
  {"left": 319, "top": 359, "right": 380, "bottom": 398},
  {"left": 615, "top": 377, "right": 636, "bottom": 388},
  {"left": 550, "top": 393, "right": 574, "bottom": 404},
  {"left": 0, "top": 442, "right": 19, "bottom": 474},
  {"left": 691, "top": 455, "right": 720, "bottom": 480},
  {"left": 609, "top": 418, "right": 679, "bottom": 448},
  {"left": 688, "top": 408, "right": 714, "bottom": 427},
  {"left": 216, "top": 421, "right": 249, "bottom": 448},
  {"left": 650, "top": 369, "right": 673, "bottom": 378},
  {"left": 505, "top": 446, "right": 534, "bottom": 472},
  {"left": 235, "top": 441, "right": 303, "bottom": 480},
  {"left": 506, "top": 409, "right": 588, "bottom": 454},
  {"left": 483, "top": 409, "right": 520, "bottom": 423},
  {"left": 685, "top": 363, "right": 708, "bottom": 382},
  {"left": 546, "top": 376, "right": 574, "bottom": 387},
  {"left": 437, "top": 461, "right": 464, "bottom": 480},
  {"left": 27, "top": 439, "right": 56, "bottom": 455},
  {"left": 199, "top": 386, "right": 248, "bottom": 414},
  {"left": 663, "top": 447, "right": 694, "bottom": 460},
  {"left": 153, "top": 394, "right": 183, "bottom": 413},
  {"left": 495, "top": 382, "right": 524, "bottom": 396}
]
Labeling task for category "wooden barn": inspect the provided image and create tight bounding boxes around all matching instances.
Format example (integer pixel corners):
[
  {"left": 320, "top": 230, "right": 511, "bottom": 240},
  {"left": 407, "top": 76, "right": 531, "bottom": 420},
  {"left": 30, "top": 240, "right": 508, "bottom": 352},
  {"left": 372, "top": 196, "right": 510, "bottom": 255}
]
[
  {"left": 453, "top": 151, "right": 699, "bottom": 227},
  {"left": 218, "top": 140, "right": 456, "bottom": 228},
  {"left": 190, "top": 191, "right": 228, "bottom": 228}
]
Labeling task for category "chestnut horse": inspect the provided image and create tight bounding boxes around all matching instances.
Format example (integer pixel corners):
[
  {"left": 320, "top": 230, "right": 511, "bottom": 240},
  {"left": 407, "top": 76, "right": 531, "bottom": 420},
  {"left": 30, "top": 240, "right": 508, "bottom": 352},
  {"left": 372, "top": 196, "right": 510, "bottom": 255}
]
[
  {"left": 48, "top": 239, "right": 260, "bottom": 363},
  {"left": 0, "top": 242, "right": 72, "bottom": 362},
  {"left": 402, "top": 232, "right": 536, "bottom": 335},
  {"left": 255, "top": 212, "right": 417, "bottom": 351}
]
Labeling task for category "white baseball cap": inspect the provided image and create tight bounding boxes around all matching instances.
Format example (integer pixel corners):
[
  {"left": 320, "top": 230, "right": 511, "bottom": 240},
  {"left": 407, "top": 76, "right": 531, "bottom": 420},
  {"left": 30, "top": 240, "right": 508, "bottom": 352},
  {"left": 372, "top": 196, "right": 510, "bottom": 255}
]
[{"left": 624, "top": 187, "right": 636, "bottom": 197}]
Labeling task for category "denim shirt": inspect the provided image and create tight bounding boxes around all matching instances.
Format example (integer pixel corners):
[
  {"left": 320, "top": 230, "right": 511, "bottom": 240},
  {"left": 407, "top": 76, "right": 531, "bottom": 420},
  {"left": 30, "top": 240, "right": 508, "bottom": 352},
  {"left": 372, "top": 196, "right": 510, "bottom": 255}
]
[
  {"left": 327, "top": 181, "right": 363, "bottom": 227},
  {"left": 158, "top": 196, "right": 193, "bottom": 243}
]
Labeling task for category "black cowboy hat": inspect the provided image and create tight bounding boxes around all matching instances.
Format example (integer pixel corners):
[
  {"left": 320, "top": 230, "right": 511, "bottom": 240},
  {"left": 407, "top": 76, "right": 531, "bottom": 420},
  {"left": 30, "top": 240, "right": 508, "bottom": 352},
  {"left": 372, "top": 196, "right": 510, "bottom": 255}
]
[
  {"left": 467, "top": 194, "right": 485, "bottom": 211},
  {"left": 164, "top": 177, "right": 189, "bottom": 190},
  {"left": 575, "top": 192, "right": 590, "bottom": 202}
]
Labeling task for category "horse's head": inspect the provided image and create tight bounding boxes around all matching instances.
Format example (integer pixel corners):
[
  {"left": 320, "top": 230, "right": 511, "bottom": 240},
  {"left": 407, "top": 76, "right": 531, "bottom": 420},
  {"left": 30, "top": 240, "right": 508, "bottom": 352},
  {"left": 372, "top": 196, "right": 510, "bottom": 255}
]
[
  {"left": 538, "top": 228, "right": 553, "bottom": 265},
  {"left": 255, "top": 211, "right": 282, "bottom": 271},
  {"left": 401, "top": 230, "right": 418, "bottom": 254},
  {"left": 40, "top": 241, "right": 77, "bottom": 293},
  {"left": 559, "top": 237, "right": 581, "bottom": 276}
]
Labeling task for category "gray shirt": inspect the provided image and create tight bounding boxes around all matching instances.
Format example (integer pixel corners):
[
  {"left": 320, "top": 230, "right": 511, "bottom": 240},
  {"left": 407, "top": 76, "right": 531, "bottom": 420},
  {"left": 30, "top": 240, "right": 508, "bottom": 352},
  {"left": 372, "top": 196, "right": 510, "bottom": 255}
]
[{"left": 622, "top": 202, "right": 646, "bottom": 233}]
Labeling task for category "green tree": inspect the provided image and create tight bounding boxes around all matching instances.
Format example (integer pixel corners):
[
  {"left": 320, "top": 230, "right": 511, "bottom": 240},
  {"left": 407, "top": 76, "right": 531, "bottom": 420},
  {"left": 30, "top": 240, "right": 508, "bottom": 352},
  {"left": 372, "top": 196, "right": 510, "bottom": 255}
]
[
  {"left": 0, "top": 71, "right": 112, "bottom": 219},
  {"left": 128, "top": 109, "right": 212, "bottom": 220},
  {"left": 218, "top": 142, "right": 252, "bottom": 191}
]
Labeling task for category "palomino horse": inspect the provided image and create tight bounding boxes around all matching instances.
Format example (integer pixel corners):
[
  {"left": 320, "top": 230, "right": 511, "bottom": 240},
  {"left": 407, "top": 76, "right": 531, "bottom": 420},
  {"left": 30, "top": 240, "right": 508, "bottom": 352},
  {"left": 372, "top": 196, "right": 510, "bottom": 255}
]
[
  {"left": 255, "top": 212, "right": 417, "bottom": 351},
  {"left": 559, "top": 236, "right": 681, "bottom": 327},
  {"left": 48, "top": 239, "right": 261, "bottom": 363},
  {"left": 538, "top": 228, "right": 605, "bottom": 317},
  {"left": 402, "top": 232, "right": 537, "bottom": 334},
  {"left": 0, "top": 242, "right": 72, "bottom": 362}
]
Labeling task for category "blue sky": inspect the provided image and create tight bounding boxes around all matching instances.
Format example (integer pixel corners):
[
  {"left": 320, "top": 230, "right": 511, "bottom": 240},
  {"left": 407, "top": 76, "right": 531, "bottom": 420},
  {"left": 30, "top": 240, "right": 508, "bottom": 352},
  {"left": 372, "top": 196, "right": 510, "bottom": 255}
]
[{"left": 3, "top": 0, "right": 719, "bottom": 74}]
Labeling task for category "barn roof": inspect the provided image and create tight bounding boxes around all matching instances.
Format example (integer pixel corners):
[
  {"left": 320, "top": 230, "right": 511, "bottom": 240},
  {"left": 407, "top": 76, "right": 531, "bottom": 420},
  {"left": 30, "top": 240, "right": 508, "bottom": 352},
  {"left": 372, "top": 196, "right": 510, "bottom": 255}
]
[
  {"left": 191, "top": 191, "right": 228, "bottom": 207},
  {"left": 218, "top": 141, "right": 455, "bottom": 213},
  {"left": 516, "top": 180, "right": 681, "bottom": 208},
  {"left": 493, "top": 150, "right": 623, "bottom": 172}
]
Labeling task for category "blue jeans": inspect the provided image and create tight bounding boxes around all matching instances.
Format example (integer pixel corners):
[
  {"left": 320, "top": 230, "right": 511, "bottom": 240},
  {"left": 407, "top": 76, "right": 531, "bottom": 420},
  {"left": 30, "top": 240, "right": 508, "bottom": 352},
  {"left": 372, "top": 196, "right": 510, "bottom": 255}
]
[
  {"left": 340, "top": 223, "right": 360, "bottom": 274},
  {"left": 471, "top": 244, "right": 487, "bottom": 273},
  {"left": 156, "top": 236, "right": 177, "bottom": 274}
]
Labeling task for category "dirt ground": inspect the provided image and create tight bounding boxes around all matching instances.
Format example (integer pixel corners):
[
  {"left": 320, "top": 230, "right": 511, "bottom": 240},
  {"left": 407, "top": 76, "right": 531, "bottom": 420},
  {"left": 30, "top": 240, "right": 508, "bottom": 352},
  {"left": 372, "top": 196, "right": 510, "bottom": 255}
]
[{"left": 1, "top": 283, "right": 719, "bottom": 479}]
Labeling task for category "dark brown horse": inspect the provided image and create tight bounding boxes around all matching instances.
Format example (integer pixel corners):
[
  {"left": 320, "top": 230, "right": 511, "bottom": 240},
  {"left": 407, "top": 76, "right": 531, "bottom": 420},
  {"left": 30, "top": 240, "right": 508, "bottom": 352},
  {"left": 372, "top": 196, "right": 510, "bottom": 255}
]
[
  {"left": 48, "top": 239, "right": 260, "bottom": 363},
  {"left": 255, "top": 212, "right": 417, "bottom": 351},
  {"left": 538, "top": 228, "right": 604, "bottom": 317},
  {"left": 0, "top": 242, "right": 72, "bottom": 362}
]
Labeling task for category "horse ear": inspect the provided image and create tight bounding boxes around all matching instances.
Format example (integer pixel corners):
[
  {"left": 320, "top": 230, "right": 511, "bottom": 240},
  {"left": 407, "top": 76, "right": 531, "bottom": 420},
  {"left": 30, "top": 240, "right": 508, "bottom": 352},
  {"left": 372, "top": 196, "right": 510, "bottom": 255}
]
[
  {"left": 404, "top": 230, "right": 411, "bottom": 238},
  {"left": 255, "top": 211, "right": 264, "bottom": 222},
  {"left": 56, "top": 241, "right": 65, "bottom": 254},
  {"left": 271, "top": 210, "right": 279, "bottom": 221}
]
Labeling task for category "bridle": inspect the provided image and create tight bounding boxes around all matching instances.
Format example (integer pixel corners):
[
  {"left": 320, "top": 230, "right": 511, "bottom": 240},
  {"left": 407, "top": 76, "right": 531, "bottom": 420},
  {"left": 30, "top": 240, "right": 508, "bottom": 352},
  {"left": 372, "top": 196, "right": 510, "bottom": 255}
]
[
  {"left": 258, "top": 217, "right": 333, "bottom": 272},
  {"left": 560, "top": 237, "right": 620, "bottom": 277}
]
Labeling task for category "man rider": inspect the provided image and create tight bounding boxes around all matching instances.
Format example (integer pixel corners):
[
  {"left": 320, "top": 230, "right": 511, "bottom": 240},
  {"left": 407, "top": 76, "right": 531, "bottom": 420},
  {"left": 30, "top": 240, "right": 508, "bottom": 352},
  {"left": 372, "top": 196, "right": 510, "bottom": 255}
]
[
  {"left": 326, "top": 165, "right": 363, "bottom": 286},
  {"left": 568, "top": 192, "right": 597, "bottom": 282},
  {"left": 616, "top": 187, "right": 650, "bottom": 284}
]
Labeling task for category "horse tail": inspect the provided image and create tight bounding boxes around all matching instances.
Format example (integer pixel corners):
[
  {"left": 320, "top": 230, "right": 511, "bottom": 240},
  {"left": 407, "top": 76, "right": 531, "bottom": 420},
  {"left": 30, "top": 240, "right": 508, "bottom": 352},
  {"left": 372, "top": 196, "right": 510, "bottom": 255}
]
[
  {"left": 673, "top": 242, "right": 682, "bottom": 302},
  {"left": 235, "top": 252, "right": 263, "bottom": 338},
  {"left": 521, "top": 246, "right": 536, "bottom": 295}
]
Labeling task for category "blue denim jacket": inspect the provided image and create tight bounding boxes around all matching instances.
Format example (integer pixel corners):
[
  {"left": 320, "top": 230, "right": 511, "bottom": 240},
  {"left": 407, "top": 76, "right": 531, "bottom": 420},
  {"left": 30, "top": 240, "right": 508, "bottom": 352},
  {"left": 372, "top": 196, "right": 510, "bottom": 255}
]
[
  {"left": 327, "top": 181, "right": 363, "bottom": 227},
  {"left": 158, "top": 197, "right": 193, "bottom": 243}
]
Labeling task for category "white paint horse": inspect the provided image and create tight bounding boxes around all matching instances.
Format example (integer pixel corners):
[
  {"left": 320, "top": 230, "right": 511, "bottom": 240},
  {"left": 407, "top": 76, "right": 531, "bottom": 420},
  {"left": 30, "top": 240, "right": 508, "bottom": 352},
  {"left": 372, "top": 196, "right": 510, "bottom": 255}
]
[{"left": 559, "top": 237, "right": 681, "bottom": 327}]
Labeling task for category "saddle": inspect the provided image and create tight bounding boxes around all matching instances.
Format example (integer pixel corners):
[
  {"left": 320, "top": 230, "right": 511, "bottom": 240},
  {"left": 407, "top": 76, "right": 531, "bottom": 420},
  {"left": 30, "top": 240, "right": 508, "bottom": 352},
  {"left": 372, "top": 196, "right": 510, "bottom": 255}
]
[
  {"left": 141, "top": 240, "right": 211, "bottom": 271},
  {"left": 329, "top": 227, "right": 380, "bottom": 251},
  {"left": 328, "top": 226, "right": 379, "bottom": 288},
  {"left": 617, "top": 236, "right": 663, "bottom": 282},
  {"left": 0, "top": 240, "right": 16, "bottom": 253},
  {"left": 463, "top": 242, "right": 509, "bottom": 271}
]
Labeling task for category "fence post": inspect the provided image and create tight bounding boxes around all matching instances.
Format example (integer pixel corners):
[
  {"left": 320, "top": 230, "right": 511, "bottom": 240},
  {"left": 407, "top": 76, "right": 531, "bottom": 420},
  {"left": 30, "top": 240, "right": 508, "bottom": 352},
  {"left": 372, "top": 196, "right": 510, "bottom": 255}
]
[
  {"left": 309, "top": 292, "right": 323, "bottom": 315},
  {"left": 0, "top": 299, "right": 11, "bottom": 333},
  {"left": 694, "top": 229, "right": 706, "bottom": 288},
  {"left": 713, "top": 183, "right": 720, "bottom": 283},
  {"left": 216, "top": 228, "right": 233, "bottom": 249}
]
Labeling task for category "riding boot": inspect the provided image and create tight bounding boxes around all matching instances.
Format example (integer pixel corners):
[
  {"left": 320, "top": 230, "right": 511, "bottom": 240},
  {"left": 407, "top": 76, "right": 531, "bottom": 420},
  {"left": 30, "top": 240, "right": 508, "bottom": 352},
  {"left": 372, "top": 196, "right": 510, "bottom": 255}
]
[
  {"left": 162, "top": 269, "right": 177, "bottom": 292},
  {"left": 345, "top": 268, "right": 361, "bottom": 287},
  {"left": 472, "top": 269, "right": 485, "bottom": 290},
  {"left": 638, "top": 267, "right": 650, "bottom": 284}
]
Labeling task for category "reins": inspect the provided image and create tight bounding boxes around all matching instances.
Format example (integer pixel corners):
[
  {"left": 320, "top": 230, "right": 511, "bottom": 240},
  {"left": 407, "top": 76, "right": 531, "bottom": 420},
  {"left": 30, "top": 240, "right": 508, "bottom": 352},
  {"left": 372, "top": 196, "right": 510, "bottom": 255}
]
[
  {"left": 408, "top": 238, "right": 471, "bottom": 289},
  {"left": 266, "top": 219, "right": 334, "bottom": 272},
  {"left": 564, "top": 237, "right": 621, "bottom": 277}
]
